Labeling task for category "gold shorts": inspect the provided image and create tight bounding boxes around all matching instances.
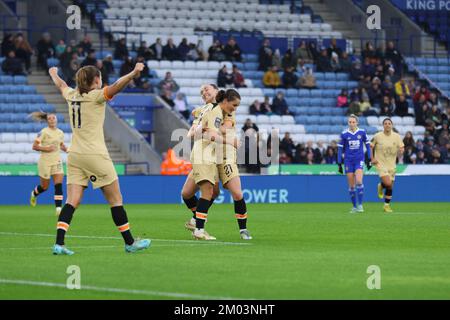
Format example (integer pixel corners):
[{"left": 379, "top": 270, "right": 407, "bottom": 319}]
[
  {"left": 38, "top": 160, "right": 64, "bottom": 179},
  {"left": 67, "top": 153, "right": 118, "bottom": 189},
  {"left": 218, "top": 163, "right": 239, "bottom": 186},
  {"left": 192, "top": 164, "right": 218, "bottom": 185},
  {"left": 375, "top": 164, "right": 396, "bottom": 181}
]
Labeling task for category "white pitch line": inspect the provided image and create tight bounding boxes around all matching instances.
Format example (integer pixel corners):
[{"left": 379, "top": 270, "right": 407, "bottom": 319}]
[
  {"left": 0, "top": 278, "right": 245, "bottom": 300},
  {"left": 0, "top": 232, "right": 252, "bottom": 246}
]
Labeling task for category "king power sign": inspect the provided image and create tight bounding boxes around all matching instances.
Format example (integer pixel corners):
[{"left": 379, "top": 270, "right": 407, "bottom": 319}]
[{"left": 399, "top": 0, "right": 450, "bottom": 10}]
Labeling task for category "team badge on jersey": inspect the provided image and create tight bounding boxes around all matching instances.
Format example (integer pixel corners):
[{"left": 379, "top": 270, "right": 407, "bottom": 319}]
[{"left": 214, "top": 117, "right": 221, "bottom": 128}]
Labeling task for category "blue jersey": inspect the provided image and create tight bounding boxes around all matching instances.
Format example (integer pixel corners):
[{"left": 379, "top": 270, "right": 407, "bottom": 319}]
[{"left": 337, "top": 128, "right": 371, "bottom": 163}]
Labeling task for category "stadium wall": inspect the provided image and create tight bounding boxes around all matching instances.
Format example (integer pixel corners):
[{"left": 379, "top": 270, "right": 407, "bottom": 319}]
[{"left": 0, "top": 175, "right": 449, "bottom": 205}]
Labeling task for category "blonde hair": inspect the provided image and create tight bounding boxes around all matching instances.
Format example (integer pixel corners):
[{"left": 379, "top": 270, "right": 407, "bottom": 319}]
[
  {"left": 348, "top": 114, "right": 359, "bottom": 123},
  {"left": 29, "top": 111, "right": 53, "bottom": 122},
  {"left": 76, "top": 65, "right": 101, "bottom": 95}
]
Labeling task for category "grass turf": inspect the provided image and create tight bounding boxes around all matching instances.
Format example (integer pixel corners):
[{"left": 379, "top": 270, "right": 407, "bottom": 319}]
[{"left": 0, "top": 202, "right": 449, "bottom": 300}]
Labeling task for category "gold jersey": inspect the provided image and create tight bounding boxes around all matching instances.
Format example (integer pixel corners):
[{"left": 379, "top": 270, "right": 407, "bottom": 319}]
[
  {"left": 190, "top": 103, "right": 224, "bottom": 164},
  {"left": 371, "top": 131, "right": 404, "bottom": 169},
  {"left": 62, "top": 87, "right": 111, "bottom": 155},
  {"left": 222, "top": 111, "right": 237, "bottom": 164},
  {"left": 37, "top": 127, "right": 64, "bottom": 165}
]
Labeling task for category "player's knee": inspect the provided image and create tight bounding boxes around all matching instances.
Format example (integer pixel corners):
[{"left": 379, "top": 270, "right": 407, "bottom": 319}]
[
  {"left": 231, "top": 190, "right": 243, "bottom": 201},
  {"left": 181, "top": 188, "right": 193, "bottom": 199}
]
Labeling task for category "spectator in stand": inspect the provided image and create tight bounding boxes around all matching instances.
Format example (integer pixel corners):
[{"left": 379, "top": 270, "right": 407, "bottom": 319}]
[
  {"left": 174, "top": 93, "right": 189, "bottom": 120},
  {"left": 380, "top": 95, "right": 395, "bottom": 117},
  {"left": 150, "top": 38, "right": 163, "bottom": 60},
  {"left": 114, "top": 38, "right": 129, "bottom": 60},
  {"left": 120, "top": 56, "right": 136, "bottom": 88},
  {"left": 368, "top": 80, "right": 383, "bottom": 107},
  {"left": 258, "top": 38, "right": 273, "bottom": 71},
  {"left": 413, "top": 85, "right": 431, "bottom": 104},
  {"left": 80, "top": 49, "right": 97, "bottom": 67},
  {"left": 360, "top": 93, "right": 375, "bottom": 116},
  {"left": 272, "top": 49, "right": 281, "bottom": 70},
  {"left": 242, "top": 118, "right": 259, "bottom": 133},
  {"left": 385, "top": 41, "right": 403, "bottom": 74},
  {"left": 158, "top": 71, "right": 179, "bottom": 94},
  {"left": 96, "top": 60, "right": 109, "bottom": 86},
  {"left": 160, "top": 89, "right": 175, "bottom": 108},
  {"left": 324, "top": 146, "right": 337, "bottom": 164},
  {"left": 1, "top": 50, "right": 24, "bottom": 75},
  {"left": 76, "top": 46, "right": 85, "bottom": 58},
  {"left": 134, "top": 56, "right": 152, "bottom": 90},
  {"left": 102, "top": 53, "right": 115, "bottom": 76},
  {"left": 16, "top": 33, "right": 34, "bottom": 73},
  {"left": 350, "top": 59, "right": 364, "bottom": 81},
  {"left": 308, "top": 41, "right": 320, "bottom": 62},
  {"left": 208, "top": 40, "right": 225, "bottom": 62},
  {"left": 282, "top": 66, "right": 298, "bottom": 89},
  {"left": 63, "top": 52, "right": 80, "bottom": 87},
  {"left": 316, "top": 49, "right": 333, "bottom": 72},
  {"left": 224, "top": 37, "right": 242, "bottom": 62},
  {"left": 386, "top": 66, "right": 399, "bottom": 84},
  {"left": 78, "top": 35, "right": 92, "bottom": 56},
  {"left": 403, "top": 131, "right": 415, "bottom": 149},
  {"left": 382, "top": 75, "right": 394, "bottom": 94},
  {"left": 263, "top": 66, "right": 281, "bottom": 88},
  {"left": 177, "top": 38, "right": 190, "bottom": 61},
  {"left": 55, "top": 39, "right": 66, "bottom": 58},
  {"left": 293, "top": 144, "right": 307, "bottom": 163},
  {"left": 250, "top": 100, "right": 263, "bottom": 115},
  {"left": 295, "top": 40, "right": 313, "bottom": 64},
  {"left": 1, "top": 34, "right": 15, "bottom": 57},
  {"left": 196, "top": 40, "right": 207, "bottom": 61},
  {"left": 232, "top": 65, "right": 246, "bottom": 88},
  {"left": 395, "top": 94, "right": 410, "bottom": 116},
  {"left": 279, "top": 150, "right": 292, "bottom": 164},
  {"left": 60, "top": 45, "right": 74, "bottom": 75},
  {"left": 137, "top": 41, "right": 155, "bottom": 61},
  {"left": 281, "top": 49, "right": 296, "bottom": 70},
  {"left": 427, "top": 105, "right": 442, "bottom": 127},
  {"left": 395, "top": 78, "right": 411, "bottom": 98},
  {"left": 338, "top": 52, "right": 350, "bottom": 72},
  {"left": 414, "top": 94, "right": 430, "bottom": 126},
  {"left": 403, "top": 145, "right": 416, "bottom": 164},
  {"left": 347, "top": 99, "right": 362, "bottom": 116},
  {"left": 374, "top": 64, "right": 385, "bottom": 81},
  {"left": 361, "top": 57, "right": 375, "bottom": 78},
  {"left": 261, "top": 96, "right": 273, "bottom": 115},
  {"left": 217, "top": 65, "right": 234, "bottom": 88},
  {"left": 330, "top": 52, "right": 341, "bottom": 72},
  {"left": 327, "top": 38, "right": 342, "bottom": 59},
  {"left": 337, "top": 89, "right": 349, "bottom": 108},
  {"left": 305, "top": 141, "right": 323, "bottom": 164},
  {"left": 186, "top": 43, "right": 200, "bottom": 61},
  {"left": 272, "top": 91, "right": 290, "bottom": 115},
  {"left": 429, "top": 92, "right": 441, "bottom": 109},
  {"left": 280, "top": 132, "right": 295, "bottom": 157},
  {"left": 297, "top": 67, "right": 317, "bottom": 89},
  {"left": 361, "top": 41, "right": 377, "bottom": 63},
  {"left": 163, "top": 38, "right": 179, "bottom": 61}
]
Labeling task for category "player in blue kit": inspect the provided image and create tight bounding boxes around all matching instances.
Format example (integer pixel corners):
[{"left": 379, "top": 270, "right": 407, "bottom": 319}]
[{"left": 337, "top": 115, "right": 372, "bottom": 213}]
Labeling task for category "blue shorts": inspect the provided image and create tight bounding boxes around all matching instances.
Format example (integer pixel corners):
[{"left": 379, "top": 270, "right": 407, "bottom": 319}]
[{"left": 344, "top": 159, "right": 364, "bottom": 174}]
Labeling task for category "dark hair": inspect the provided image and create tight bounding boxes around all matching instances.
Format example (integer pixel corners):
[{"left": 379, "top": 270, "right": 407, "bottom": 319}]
[
  {"left": 216, "top": 89, "right": 241, "bottom": 103},
  {"left": 382, "top": 118, "right": 393, "bottom": 125},
  {"left": 209, "top": 83, "right": 218, "bottom": 90},
  {"left": 76, "top": 65, "right": 101, "bottom": 95}
]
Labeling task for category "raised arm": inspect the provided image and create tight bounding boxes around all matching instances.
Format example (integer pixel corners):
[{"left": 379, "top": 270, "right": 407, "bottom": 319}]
[
  {"left": 104, "top": 62, "right": 144, "bottom": 99},
  {"left": 49, "top": 67, "right": 68, "bottom": 94}
]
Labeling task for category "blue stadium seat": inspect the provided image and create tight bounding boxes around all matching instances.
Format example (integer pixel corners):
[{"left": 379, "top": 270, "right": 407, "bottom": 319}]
[
  {"left": 310, "top": 90, "right": 322, "bottom": 98},
  {"left": 262, "top": 88, "right": 275, "bottom": 96},
  {"left": 310, "top": 98, "right": 321, "bottom": 106},
  {"left": 306, "top": 115, "right": 320, "bottom": 124},
  {"left": 336, "top": 73, "right": 349, "bottom": 81},
  {"left": 286, "top": 89, "right": 298, "bottom": 97},
  {"left": 306, "top": 125, "right": 320, "bottom": 133},
  {"left": 244, "top": 62, "right": 258, "bottom": 70},
  {"left": 0, "top": 113, "right": 12, "bottom": 122},
  {"left": 324, "top": 73, "right": 336, "bottom": 81},
  {"left": 0, "top": 75, "right": 13, "bottom": 84},
  {"left": 318, "top": 116, "right": 332, "bottom": 125},
  {"left": 295, "top": 115, "right": 308, "bottom": 123},
  {"left": 298, "top": 89, "right": 310, "bottom": 98},
  {"left": 13, "top": 76, "right": 27, "bottom": 84},
  {"left": 316, "top": 126, "right": 328, "bottom": 134},
  {"left": 11, "top": 113, "right": 26, "bottom": 122}
]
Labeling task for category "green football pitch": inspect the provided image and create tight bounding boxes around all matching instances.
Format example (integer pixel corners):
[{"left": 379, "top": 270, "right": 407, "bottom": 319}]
[{"left": 0, "top": 203, "right": 449, "bottom": 300}]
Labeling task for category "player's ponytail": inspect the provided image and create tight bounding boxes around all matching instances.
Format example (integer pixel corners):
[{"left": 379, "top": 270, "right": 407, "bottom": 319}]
[
  {"left": 76, "top": 65, "right": 101, "bottom": 95},
  {"left": 29, "top": 111, "right": 48, "bottom": 122},
  {"left": 216, "top": 88, "right": 241, "bottom": 103}
]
